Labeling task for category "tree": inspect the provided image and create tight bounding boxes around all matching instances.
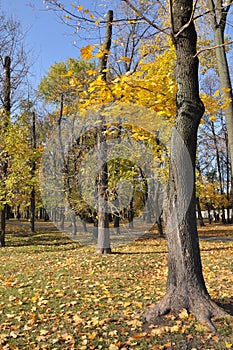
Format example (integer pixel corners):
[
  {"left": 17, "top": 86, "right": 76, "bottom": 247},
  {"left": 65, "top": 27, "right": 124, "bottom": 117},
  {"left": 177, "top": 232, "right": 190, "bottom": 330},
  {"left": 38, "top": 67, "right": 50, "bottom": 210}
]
[
  {"left": 143, "top": 0, "right": 225, "bottom": 332},
  {"left": 0, "top": 13, "right": 30, "bottom": 246},
  {"left": 38, "top": 58, "right": 96, "bottom": 108},
  {"left": 198, "top": 74, "right": 231, "bottom": 222},
  {"left": 0, "top": 13, "right": 29, "bottom": 111}
]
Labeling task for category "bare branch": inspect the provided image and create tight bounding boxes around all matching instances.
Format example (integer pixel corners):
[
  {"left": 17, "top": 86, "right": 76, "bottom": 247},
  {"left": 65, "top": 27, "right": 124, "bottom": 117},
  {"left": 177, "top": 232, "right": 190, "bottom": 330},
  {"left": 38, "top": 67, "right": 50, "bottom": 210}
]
[
  {"left": 44, "top": 0, "right": 144, "bottom": 25},
  {"left": 169, "top": 0, "right": 175, "bottom": 37},
  {"left": 194, "top": 39, "right": 233, "bottom": 57},
  {"left": 121, "top": 0, "right": 169, "bottom": 35}
]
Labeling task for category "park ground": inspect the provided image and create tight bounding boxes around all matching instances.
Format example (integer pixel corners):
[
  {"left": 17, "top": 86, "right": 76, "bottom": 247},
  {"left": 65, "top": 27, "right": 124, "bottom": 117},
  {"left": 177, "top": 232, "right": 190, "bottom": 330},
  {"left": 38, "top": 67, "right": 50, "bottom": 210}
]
[{"left": 0, "top": 221, "right": 233, "bottom": 349}]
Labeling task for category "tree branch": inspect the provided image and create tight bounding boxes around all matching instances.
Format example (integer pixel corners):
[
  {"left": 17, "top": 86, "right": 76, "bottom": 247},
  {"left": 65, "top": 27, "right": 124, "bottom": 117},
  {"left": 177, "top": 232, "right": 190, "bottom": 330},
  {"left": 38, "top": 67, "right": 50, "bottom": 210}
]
[
  {"left": 44, "top": 0, "right": 144, "bottom": 25},
  {"left": 173, "top": 0, "right": 198, "bottom": 38},
  {"left": 194, "top": 40, "right": 233, "bottom": 57},
  {"left": 121, "top": 0, "right": 169, "bottom": 35}
]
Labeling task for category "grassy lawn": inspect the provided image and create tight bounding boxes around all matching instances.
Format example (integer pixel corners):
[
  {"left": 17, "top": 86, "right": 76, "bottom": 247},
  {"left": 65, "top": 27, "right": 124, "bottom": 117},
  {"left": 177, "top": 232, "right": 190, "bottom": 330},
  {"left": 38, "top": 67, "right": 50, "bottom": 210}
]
[{"left": 0, "top": 221, "right": 232, "bottom": 349}]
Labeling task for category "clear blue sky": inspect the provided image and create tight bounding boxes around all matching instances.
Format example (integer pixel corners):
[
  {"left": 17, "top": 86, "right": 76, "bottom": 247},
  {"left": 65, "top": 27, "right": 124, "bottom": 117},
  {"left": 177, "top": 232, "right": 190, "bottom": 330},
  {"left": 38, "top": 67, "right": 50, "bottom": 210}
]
[{"left": 1, "top": 0, "right": 85, "bottom": 87}]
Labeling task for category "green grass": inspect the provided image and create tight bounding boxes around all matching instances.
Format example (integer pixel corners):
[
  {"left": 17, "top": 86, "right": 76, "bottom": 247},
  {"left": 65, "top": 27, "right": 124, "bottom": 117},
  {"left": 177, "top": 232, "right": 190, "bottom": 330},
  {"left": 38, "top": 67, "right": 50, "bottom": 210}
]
[{"left": 0, "top": 222, "right": 232, "bottom": 349}]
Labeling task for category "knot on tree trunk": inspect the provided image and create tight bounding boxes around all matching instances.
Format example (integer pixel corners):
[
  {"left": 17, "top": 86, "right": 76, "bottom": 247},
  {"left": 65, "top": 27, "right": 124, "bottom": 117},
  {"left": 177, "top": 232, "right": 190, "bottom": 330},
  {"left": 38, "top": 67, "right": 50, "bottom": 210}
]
[{"left": 177, "top": 99, "right": 204, "bottom": 122}]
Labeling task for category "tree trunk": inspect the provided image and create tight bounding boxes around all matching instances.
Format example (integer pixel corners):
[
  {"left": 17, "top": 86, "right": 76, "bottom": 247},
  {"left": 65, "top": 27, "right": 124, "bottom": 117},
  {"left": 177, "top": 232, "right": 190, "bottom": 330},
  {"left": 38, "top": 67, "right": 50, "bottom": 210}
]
[
  {"left": 0, "top": 56, "right": 11, "bottom": 247},
  {"left": 96, "top": 10, "right": 113, "bottom": 254},
  {"left": 144, "top": 0, "right": 225, "bottom": 333},
  {"left": 96, "top": 120, "right": 111, "bottom": 254},
  {"left": 208, "top": 1, "right": 233, "bottom": 175},
  {"left": 156, "top": 215, "right": 163, "bottom": 236},
  {"left": 71, "top": 213, "right": 77, "bottom": 236},
  {"left": 196, "top": 197, "right": 205, "bottom": 226},
  {"left": 128, "top": 199, "right": 134, "bottom": 229},
  {"left": 30, "top": 112, "right": 36, "bottom": 233},
  {"left": 224, "top": 119, "right": 232, "bottom": 223},
  {"left": 0, "top": 207, "right": 6, "bottom": 247},
  {"left": 60, "top": 209, "right": 65, "bottom": 230}
]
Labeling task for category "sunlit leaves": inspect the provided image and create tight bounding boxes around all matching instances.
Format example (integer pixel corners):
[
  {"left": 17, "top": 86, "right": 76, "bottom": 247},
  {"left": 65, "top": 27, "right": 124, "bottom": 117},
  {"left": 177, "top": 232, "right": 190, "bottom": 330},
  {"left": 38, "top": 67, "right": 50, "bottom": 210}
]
[{"left": 37, "top": 58, "right": 96, "bottom": 106}]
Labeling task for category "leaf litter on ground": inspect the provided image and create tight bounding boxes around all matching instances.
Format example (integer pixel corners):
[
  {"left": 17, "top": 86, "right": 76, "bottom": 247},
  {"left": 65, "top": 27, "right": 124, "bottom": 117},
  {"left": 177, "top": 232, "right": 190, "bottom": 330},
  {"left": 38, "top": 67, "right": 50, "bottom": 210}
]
[{"left": 0, "top": 221, "right": 232, "bottom": 349}]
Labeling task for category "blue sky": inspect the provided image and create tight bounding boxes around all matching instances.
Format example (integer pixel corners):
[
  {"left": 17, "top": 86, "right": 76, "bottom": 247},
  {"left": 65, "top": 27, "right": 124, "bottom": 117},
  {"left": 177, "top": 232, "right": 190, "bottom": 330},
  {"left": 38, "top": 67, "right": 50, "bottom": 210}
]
[{"left": 1, "top": 0, "right": 85, "bottom": 87}]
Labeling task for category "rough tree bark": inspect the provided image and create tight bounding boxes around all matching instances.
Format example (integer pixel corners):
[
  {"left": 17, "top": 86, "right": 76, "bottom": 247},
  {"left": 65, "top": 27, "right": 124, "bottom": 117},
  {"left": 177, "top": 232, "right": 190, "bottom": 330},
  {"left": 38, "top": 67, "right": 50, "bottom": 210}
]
[
  {"left": 144, "top": 0, "right": 226, "bottom": 332},
  {"left": 96, "top": 10, "right": 113, "bottom": 254}
]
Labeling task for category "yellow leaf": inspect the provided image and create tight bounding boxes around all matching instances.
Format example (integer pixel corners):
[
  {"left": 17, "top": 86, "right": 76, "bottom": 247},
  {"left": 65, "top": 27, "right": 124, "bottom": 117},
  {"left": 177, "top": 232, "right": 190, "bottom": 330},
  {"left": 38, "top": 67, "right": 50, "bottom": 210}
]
[
  {"left": 64, "top": 15, "right": 72, "bottom": 20},
  {"left": 109, "top": 345, "right": 119, "bottom": 350},
  {"left": 73, "top": 314, "right": 83, "bottom": 325},
  {"left": 66, "top": 70, "right": 73, "bottom": 76},
  {"left": 109, "top": 330, "right": 118, "bottom": 337},
  {"left": 169, "top": 325, "right": 180, "bottom": 332},
  {"left": 31, "top": 293, "right": 39, "bottom": 302},
  {"left": 124, "top": 301, "right": 131, "bottom": 307},
  {"left": 84, "top": 9, "right": 89, "bottom": 13},
  {"left": 88, "top": 69, "right": 97, "bottom": 76},
  {"left": 88, "top": 331, "right": 98, "bottom": 340},
  {"left": 10, "top": 331, "right": 18, "bottom": 339},
  {"left": 179, "top": 308, "right": 189, "bottom": 319},
  {"left": 209, "top": 115, "right": 217, "bottom": 122},
  {"left": 214, "top": 89, "right": 220, "bottom": 97},
  {"left": 77, "top": 5, "right": 83, "bottom": 11},
  {"left": 94, "top": 51, "right": 105, "bottom": 58},
  {"left": 80, "top": 45, "right": 93, "bottom": 61},
  {"left": 120, "top": 56, "right": 131, "bottom": 63},
  {"left": 225, "top": 342, "right": 232, "bottom": 349},
  {"left": 69, "top": 77, "right": 79, "bottom": 86}
]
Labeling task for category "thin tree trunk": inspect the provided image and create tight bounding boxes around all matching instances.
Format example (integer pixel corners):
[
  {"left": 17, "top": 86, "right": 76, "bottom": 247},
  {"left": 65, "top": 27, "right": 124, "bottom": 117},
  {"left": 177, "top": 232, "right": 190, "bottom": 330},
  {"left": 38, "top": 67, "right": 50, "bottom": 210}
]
[
  {"left": 0, "top": 207, "right": 6, "bottom": 247},
  {"left": 208, "top": 0, "right": 233, "bottom": 176},
  {"left": 144, "top": 0, "right": 225, "bottom": 333},
  {"left": 71, "top": 213, "right": 77, "bottom": 236},
  {"left": 96, "top": 10, "right": 113, "bottom": 254},
  {"left": 156, "top": 215, "right": 163, "bottom": 236},
  {"left": 0, "top": 56, "right": 11, "bottom": 247},
  {"left": 113, "top": 195, "right": 120, "bottom": 234},
  {"left": 30, "top": 112, "right": 36, "bottom": 233},
  {"left": 196, "top": 197, "right": 205, "bottom": 226},
  {"left": 224, "top": 121, "right": 231, "bottom": 223},
  {"left": 128, "top": 199, "right": 134, "bottom": 229},
  {"left": 60, "top": 209, "right": 65, "bottom": 230}
]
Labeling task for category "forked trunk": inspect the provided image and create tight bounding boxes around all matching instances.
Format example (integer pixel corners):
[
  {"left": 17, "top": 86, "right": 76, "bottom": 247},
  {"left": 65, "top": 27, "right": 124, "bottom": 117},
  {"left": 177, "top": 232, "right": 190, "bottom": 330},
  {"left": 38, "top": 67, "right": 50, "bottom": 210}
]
[{"left": 144, "top": 0, "right": 226, "bottom": 332}]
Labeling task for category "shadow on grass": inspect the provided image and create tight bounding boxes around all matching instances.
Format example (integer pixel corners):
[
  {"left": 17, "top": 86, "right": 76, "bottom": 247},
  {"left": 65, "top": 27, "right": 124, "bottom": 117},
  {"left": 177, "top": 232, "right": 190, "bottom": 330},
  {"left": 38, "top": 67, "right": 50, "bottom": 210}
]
[
  {"left": 112, "top": 250, "right": 167, "bottom": 255},
  {"left": 216, "top": 297, "right": 233, "bottom": 316},
  {"left": 6, "top": 228, "right": 79, "bottom": 248},
  {"left": 201, "top": 245, "right": 233, "bottom": 253}
]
